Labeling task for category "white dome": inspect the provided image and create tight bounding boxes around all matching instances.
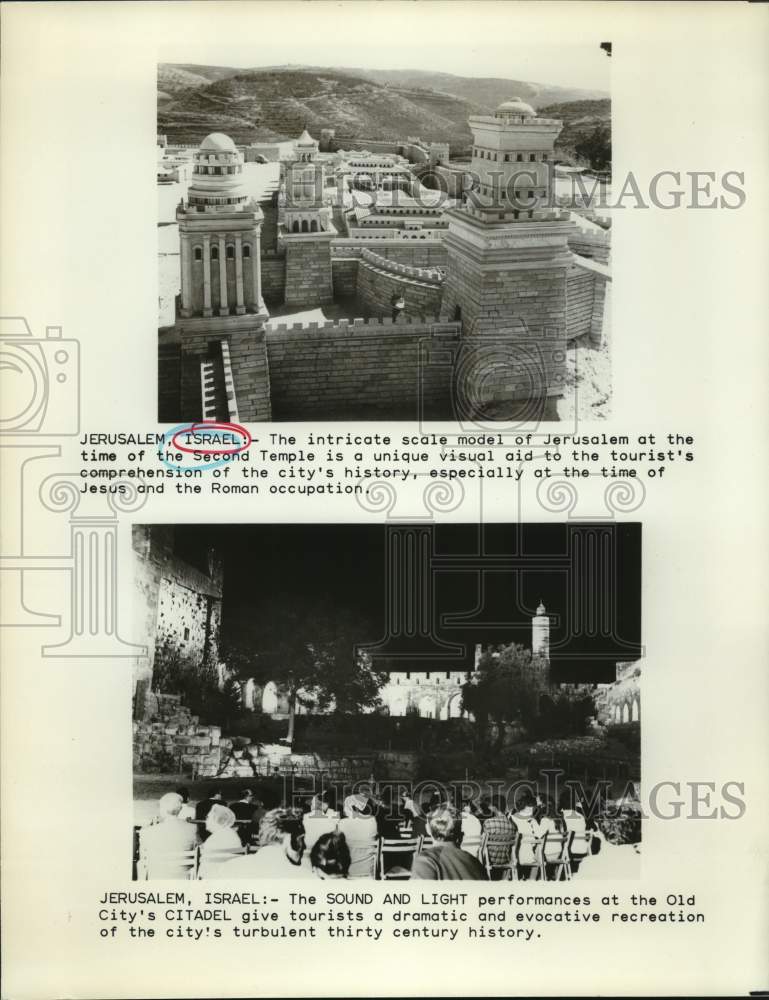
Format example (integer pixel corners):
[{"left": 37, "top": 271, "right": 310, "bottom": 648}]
[
  {"left": 496, "top": 97, "right": 536, "bottom": 117},
  {"left": 200, "top": 132, "right": 238, "bottom": 152},
  {"left": 296, "top": 128, "right": 317, "bottom": 146}
]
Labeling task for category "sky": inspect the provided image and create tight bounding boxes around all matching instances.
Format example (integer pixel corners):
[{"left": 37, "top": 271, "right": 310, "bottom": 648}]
[
  {"left": 159, "top": 2, "right": 611, "bottom": 92},
  {"left": 173, "top": 523, "right": 641, "bottom": 683}
]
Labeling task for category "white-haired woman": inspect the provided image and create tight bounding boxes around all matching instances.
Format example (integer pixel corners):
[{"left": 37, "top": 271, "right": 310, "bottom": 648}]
[{"left": 198, "top": 804, "right": 242, "bottom": 876}]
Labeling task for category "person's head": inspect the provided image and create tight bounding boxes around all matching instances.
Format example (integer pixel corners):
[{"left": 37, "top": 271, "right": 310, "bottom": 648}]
[
  {"left": 514, "top": 788, "right": 536, "bottom": 813},
  {"left": 461, "top": 798, "right": 476, "bottom": 815},
  {"left": 426, "top": 805, "right": 461, "bottom": 845},
  {"left": 258, "top": 808, "right": 305, "bottom": 862},
  {"left": 492, "top": 794, "right": 509, "bottom": 815},
  {"left": 239, "top": 788, "right": 254, "bottom": 803},
  {"left": 175, "top": 786, "right": 190, "bottom": 804},
  {"left": 343, "top": 793, "right": 371, "bottom": 819},
  {"left": 209, "top": 788, "right": 224, "bottom": 803},
  {"left": 159, "top": 792, "right": 183, "bottom": 819},
  {"left": 206, "top": 804, "right": 236, "bottom": 835},
  {"left": 538, "top": 794, "right": 557, "bottom": 820},
  {"left": 310, "top": 832, "right": 351, "bottom": 879}
]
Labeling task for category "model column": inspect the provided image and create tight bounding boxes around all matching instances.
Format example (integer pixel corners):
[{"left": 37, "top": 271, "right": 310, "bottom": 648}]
[
  {"left": 202, "top": 235, "right": 212, "bottom": 317},
  {"left": 235, "top": 235, "right": 245, "bottom": 314},
  {"left": 180, "top": 237, "right": 192, "bottom": 316},
  {"left": 251, "top": 229, "right": 261, "bottom": 309},
  {"left": 218, "top": 236, "right": 228, "bottom": 315}
]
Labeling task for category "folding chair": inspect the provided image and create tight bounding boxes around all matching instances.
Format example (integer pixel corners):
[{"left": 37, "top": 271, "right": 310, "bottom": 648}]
[
  {"left": 346, "top": 842, "right": 378, "bottom": 879},
  {"left": 139, "top": 845, "right": 199, "bottom": 880},
  {"left": 542, "top": 830, "right": 573, "bottom": 881},
  {"left": 378, "top": 836, "right": 420, "bottom": 879},
  {"left": 515, "top": 834, "right": 545, "bottom": 881},
  {"left": 197, "top": 845, "right": 245, "bottom": 878},
  {"left": 480, "top": 832, "right": 517, "bottom": 880},
  {"left": 566, "top": 823, "right": 592, "bottom": 870}
]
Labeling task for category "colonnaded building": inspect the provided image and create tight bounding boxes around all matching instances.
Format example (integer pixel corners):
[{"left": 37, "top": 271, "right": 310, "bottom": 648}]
[
  {"left": 131, "top": 526, "right": 639, "bottom": 780},
  {"left": 158, "top": 98, "right": 611, "bottom": 422}
]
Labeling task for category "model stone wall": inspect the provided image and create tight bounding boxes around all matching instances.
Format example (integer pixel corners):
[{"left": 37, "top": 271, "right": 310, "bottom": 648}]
[
  {"left": 331, "top": 256, "right": 359, "bottom": 297},
  {"left": 175, "top": 324, "right": 272, "bottom": 422},
  {"left": 158, "top": 341, "right": 181, "bottom": 422},
  {"left": 265, "top": 317, "right": 461, "bottom": 419},
  {"left": 566, "top": 265, "right": 597, "bottom": 339},
  {"left": 568, "top": 230, "right": 611, "bottom": 265},
  {"left": 284, "top": 238, "right": 333, "bottom": 306},
  {"left": 441, "top": 262, "right": 568, "bottom": 401},
  {"left": 261, "top": 254, "right": 286, "bottom": 303}
]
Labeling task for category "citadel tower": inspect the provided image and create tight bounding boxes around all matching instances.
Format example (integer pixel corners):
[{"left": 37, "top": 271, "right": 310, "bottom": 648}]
[{"left": 532, "top": 600, "right": 551, "bottom": 659}]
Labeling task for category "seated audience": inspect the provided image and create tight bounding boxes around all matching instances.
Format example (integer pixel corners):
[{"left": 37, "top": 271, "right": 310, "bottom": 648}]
[
  {"left": 206, "top": 808, "right": 314, "bottom": 879},
  {"left": 479, "top": 795, "right": 517, "bottom": 878},
  {"left": 175, "top": 786, "right": 196, "bottom": 822},
  {"left": 401, "top": 794, "right": 427, "bottom": 838},
  {"left": 303, "top": 792, "right": 339, "bottom": 853},
  {"left": 511, "top": 788, "right": 542, "bottom": 876},
  {"left": 198, "top": 805, "right": 242, "bottom": 876},
  {"left": 194, "top": 788, "right": 225, "bottom": 840},
  {"left": 338, "top": 794, "right": 378, "bottom": 878},
  {"left": 559, "top": 787, "right": 592, "bottom": 869},
  {"left": 310, "top": 832, "right": 351, "bottom": 879},
  {"left": 411, "top": 805, "right": 487, "bottom": 880},
  {"left": 374, "top": 788, "right": 409, "bottom": 839},
  {"left": 535, "top": 794, "right": 568, "bottom": 872},
  {"left": 139, "top": 792, "right": 199, "bottom": 879},
  {"left": 229, "top": 788, "right": 260, "bottom": 846},
  {"left": 460, "top": 800, "right": 483, "bottom": 857}
]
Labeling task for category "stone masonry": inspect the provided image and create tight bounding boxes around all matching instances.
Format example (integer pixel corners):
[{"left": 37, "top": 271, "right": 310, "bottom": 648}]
[{"left": 282, "top": 234, "right": 334, "bottom": 306}]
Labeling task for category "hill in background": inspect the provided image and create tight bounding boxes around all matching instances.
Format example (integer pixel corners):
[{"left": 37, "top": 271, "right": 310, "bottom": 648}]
[{"left": 158, "top": 63, "right": 609, "bottom": 155}]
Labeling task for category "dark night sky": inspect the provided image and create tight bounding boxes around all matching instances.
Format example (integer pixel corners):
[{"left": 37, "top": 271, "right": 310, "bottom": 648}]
[{"left": 174, "top": 523, "right": 642, "bottom": 683}]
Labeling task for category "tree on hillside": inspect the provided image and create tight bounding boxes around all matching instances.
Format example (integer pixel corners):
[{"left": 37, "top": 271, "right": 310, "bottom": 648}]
[
  {"left": 224, "top": 597, "right": 389, "bottom": 745},
  {"left": 462, "top": 643, "right": 547, "bottom": 748},
  {"left": 574, "top": 124, "right": 612, "bottom": 171}
]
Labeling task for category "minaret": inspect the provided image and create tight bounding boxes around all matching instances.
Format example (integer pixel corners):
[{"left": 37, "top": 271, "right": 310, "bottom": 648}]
[
  {"left": 174, "top": 132, "right": 271, "bottom": 421},
  {"left": 441, "top": 99, "right": 575, "bottom": 408},
  {"left": 279, "top": 128, "right": 336, "bottom": 305},
  {"left": 532, "top": 601, "right": 550, "bottom": 660}
]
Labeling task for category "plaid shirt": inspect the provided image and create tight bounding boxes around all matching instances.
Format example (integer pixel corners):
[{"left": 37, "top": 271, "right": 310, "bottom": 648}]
[{"left": 481, "top": 814, "right": 516, "bottom": 865}]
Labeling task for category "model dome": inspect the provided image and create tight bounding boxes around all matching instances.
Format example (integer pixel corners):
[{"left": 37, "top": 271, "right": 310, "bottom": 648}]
[
  {"left": 200, "top": 132, "right": 239, "bottom": 152},
  {"left": 496, "top": 97, "right": 536, "bottom": 117},
  {"left": 296, "top": 128, "right": 316, "bottom": 146}
]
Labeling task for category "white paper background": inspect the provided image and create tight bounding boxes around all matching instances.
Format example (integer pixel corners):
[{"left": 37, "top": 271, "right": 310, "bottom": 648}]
[{"left": 1, "top": 2, "right": 768, "bottom": 996}]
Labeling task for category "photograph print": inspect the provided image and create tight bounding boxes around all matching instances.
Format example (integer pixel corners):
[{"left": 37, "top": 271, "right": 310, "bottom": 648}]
[
  {"left": 157, "top": 43, "right": 612, "bottom": 423},
  {"left": 132, "top": 522, "right": 641, "bottom": 882}
]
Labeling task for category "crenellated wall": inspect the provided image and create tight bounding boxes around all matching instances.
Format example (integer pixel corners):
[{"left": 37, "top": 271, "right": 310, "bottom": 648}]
[
  {"left": 357, "top": 248, "right": 444, "bottom": 318},
  {"left": 568, "top": 229, "right": 611, "bottom": 265},
  {"left": 265, "top": 316, "right": 461, "bottom": 419}
]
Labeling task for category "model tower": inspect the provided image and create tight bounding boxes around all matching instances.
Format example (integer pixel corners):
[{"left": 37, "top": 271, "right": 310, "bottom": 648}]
[{"left": 441, "top": 99, "right": 575, "bottom": 408}]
